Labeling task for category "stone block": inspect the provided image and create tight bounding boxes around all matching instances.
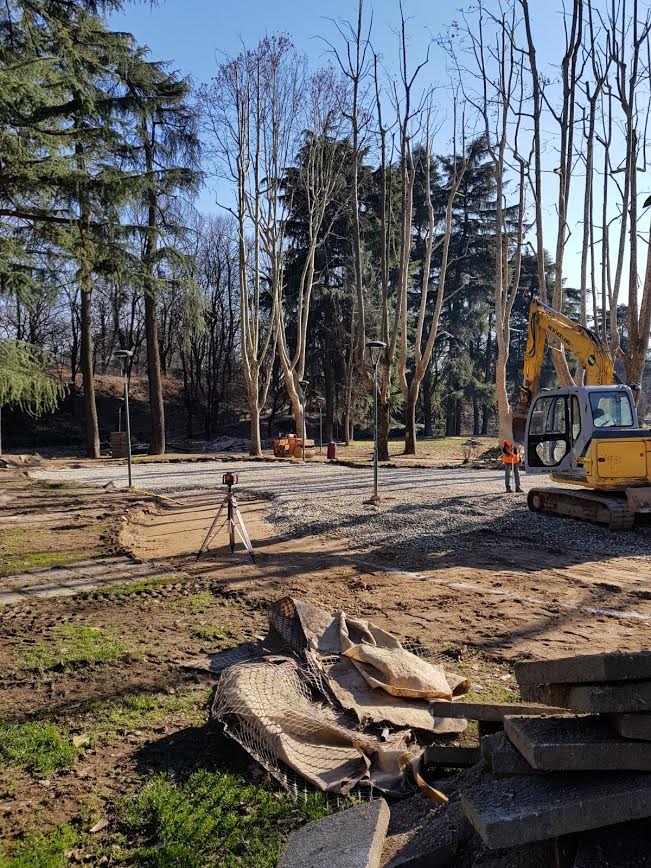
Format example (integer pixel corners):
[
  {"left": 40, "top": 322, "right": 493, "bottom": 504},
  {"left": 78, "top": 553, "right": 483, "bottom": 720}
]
[
  {"left": 610, "top": 713, "right": 651, "bottom": 742},
  {"left": 424, "top": 745, "right": 481, "bottom": 768},
  {"left": 573, "top": 818, "right": 651, "bottom": 867},
  {"left": 520, "top": 680, "right": 651, "bottom": 713},
  {"left": 480, "top": 732, "right": 537, "bottom": 777},
  {"left": 515, "top": 652, "right": 651, "bottom": 686},
  {"left": 504, "top": 715, "right": 651, "bottom": 771},
  {"left": 384, "top": 798, "right": 474, "bottom": 867},
  {"left": 429, "top": 700, "right": 564, "bottom": 722},
  {"left": 279, "top": 798, "right": 389, "bottom": 868},
  {"left": 461, "top": 771, "right": 651, "bottom": 849}
]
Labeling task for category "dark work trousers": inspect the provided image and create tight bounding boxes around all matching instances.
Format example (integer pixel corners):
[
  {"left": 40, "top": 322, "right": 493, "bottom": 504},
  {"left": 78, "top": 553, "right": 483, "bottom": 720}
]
[{"left": 505, "top": 462, "right": 521, "bottom": 492}]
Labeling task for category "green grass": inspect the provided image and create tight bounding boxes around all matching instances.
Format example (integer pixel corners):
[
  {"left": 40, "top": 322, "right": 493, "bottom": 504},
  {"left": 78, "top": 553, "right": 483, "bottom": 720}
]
[
  {"left": 0, "top": 526, "right": 103, "bottom": 576},
  {"left": 0, "top": 721, "right": 76, "bottom": 777},
  {"left": 118, "top": 769, "right": 331, "bottom": 867},
  {"left": 164, "top": 592, "right": 214, "bottom": 614},
  {"left": 84, "top": 688, "right": 210, "bottom": 741},
  {"left": 17, "top": 625, "right": 129, "bottom": 672},
  {"left": 96, "top": 575, "right": 182, "bottom": 598},
  {"left": 189, "top": 624, "right": 237, "bottom": 643},
  {"left": 0, "top": 825, "right": 81, "bottom": 868},
  {"left": 3, "top": 551, "right": 100, "bottom": 574}
]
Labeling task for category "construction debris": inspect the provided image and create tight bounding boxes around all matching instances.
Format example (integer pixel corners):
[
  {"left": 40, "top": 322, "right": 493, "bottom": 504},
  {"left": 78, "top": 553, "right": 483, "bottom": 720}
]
[
  {"left": 503, "top": 714, "right": 651, "bottom": 771},
  {"left": 515, "top": 650, "right": 651, "bottom": 685},
  {"left": 279, "top": 798, "right": 390, "bottom": 868},
  {"left": 461, "top": 771, "right": 651, "bottom": 850},
  {"left": 209, "top": 596, "right": 470, "bottom": 797},
  {"left": 428, "top": 699, "right": 564, "bottom": 722},
  {"left": 201, "top": 619, "right": 651, "bottom": 864},
  {"left": 459, "top": 649, "right": 651, "bottom": 858},
  {"left": 520, "top": 678, "right": 651, "bottom": 713},
  {"left": 610, "top": 711, "right": 651, "bottom": 741},
  {"left": 423, "top": 745, "right": 480, "bottom": 768}
]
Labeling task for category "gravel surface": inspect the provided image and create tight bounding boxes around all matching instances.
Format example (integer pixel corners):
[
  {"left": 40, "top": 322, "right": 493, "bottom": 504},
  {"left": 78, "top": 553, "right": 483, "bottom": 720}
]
[{"left": 33, "top": 460, "right": 651, "bottom": 562}]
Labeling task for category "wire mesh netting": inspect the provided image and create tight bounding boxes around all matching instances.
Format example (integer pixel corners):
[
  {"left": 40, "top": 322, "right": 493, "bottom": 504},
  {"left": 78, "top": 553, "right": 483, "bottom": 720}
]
[{"left": 210, "top": 596, "right": 467, "bottom": 801}]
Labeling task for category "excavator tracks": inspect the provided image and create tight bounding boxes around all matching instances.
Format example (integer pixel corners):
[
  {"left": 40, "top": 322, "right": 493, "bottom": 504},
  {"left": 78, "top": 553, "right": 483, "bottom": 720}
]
[{"left": 527, "top": 487, "right": 636, "bottom": 531}]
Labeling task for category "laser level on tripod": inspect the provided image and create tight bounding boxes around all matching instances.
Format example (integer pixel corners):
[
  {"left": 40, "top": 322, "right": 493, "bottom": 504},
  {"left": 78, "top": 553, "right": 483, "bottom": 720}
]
[{"left": 196, "top": 472, "right": 255, "bottom": 563}]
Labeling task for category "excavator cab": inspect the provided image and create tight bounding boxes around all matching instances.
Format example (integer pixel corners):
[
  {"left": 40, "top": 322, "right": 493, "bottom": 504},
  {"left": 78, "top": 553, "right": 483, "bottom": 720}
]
[{"left": 524, "top": 385, "right": 640, "bottom": 483}]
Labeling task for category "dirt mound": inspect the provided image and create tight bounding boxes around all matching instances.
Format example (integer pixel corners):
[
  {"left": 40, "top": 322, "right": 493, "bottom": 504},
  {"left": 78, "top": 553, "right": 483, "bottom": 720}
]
[{"left": 0, "top": 453, "right": 47, "bottom": 470}]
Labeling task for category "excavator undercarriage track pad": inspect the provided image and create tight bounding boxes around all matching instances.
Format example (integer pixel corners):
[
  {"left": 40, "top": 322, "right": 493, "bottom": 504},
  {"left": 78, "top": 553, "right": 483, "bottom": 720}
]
[{"left": 527, "top": 487, "right": 635, "bottom": 531}]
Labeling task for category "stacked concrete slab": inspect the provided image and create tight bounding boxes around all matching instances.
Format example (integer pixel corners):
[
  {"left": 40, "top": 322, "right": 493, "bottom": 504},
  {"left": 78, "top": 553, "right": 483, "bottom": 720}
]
[{"left": 461, "top": 651, "right": 651, "bottom": 861}]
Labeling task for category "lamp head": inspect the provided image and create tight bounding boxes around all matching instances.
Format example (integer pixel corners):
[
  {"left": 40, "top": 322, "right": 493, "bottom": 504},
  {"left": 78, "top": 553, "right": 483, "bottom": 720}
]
[{"left": 366, "top": 340, "right": 386, "bottom": 366}]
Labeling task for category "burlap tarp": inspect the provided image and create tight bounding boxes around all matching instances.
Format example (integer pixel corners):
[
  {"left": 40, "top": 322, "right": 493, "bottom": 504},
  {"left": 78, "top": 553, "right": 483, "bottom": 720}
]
[
  {"left": 268, "top": 596, "right": 469, "bottom": 733},
  {"left": 215, "top": 656, "right": 419, "bottom": 794},
  {"left": 212, "top": 597, "right": 470, "bottom": 796}
]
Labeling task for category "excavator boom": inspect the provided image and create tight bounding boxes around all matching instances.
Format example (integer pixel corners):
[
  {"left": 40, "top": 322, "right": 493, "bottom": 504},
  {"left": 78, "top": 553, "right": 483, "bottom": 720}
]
[{"left": 512, "top": 299, "right": 615, "bottom": 441}]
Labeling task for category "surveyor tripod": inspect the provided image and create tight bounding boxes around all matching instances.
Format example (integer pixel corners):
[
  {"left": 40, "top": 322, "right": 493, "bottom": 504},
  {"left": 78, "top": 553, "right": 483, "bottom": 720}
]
[{"left": 196, "top": 472, "right": 255, "bottom": 563}]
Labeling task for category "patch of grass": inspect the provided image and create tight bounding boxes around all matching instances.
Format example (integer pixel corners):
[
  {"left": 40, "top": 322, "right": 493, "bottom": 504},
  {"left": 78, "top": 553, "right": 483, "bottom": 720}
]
[
  {"left": 84, "top": 688, "right": 210, "bottom": 741},
  {"left": 118, "top": 769, "right": 331, "bottom": 867},
  {"left": 164, "top": 591, "right": 214, "bottom": 614},
  {"left": 0, "top": 526, "right": 103, "bottom": 576},
  {"left": 97, "top": 575, "right": 182, "bottom": 598},
  {"left": 17, "top": 625, "right": 129, "bottom": 672},
  {"left": 189, "top": 624, "right": 237, "bottom": 643},
  {"left": 0, "top": 721, "right": 76, "bottom": 776},
  {"left": 0, "top": 824, "right": 80, "bottom": 868}
]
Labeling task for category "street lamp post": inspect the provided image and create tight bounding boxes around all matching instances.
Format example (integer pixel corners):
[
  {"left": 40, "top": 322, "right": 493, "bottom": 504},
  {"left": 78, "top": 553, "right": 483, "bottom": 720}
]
[
  {"left": 117, "top": 397, "right": 124, "bottom": 433},
  {"left": 366, "top": 340, "right": 387, "bottom": 502},
  {"left": 299, "top": 378, "right": 309, "bottom": 462},
  {"left": 115, "top": 349, "right": 134, "bottom": 488}
]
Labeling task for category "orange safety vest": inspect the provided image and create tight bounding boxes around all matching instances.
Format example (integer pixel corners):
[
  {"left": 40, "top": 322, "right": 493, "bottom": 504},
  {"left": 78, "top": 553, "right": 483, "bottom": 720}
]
[{"left": 501, "top": 439, "right": 520, "bottom": 465}]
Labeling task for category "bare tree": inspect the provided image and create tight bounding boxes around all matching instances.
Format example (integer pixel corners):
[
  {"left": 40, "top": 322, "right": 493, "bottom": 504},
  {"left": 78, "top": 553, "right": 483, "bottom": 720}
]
[
  {"left": 203, "top": 38, "right": 300, "bottom": 454},
  {"left": 325, "top": 0, "right": 373, "bottom": 442},
  {"left": 274, "top": 69, "right": 346, "bottom": 435},
  {"left": 609, "top": 0, "right": 651, "bottom": 388},
  {"left": 463, "top": 1, "right": 528, "bottom": 440},
  {"left": 400, "top": 95, "right": 468, "bottom": 454}
]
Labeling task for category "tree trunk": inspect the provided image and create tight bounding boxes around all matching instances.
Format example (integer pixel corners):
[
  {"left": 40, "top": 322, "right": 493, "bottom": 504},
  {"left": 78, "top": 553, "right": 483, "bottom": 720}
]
[
  {"left": 248, "top": 379, "right": 262, "bottom": 457},
  {"left": 473, "top": 397, "right": 480, "bottom": 435},
  {"left": 423, "top": 363, "right": 433, "bottom": 438},
  {"left": 145, "top": 292, "right": 165, "bottom": 454},
  {"left": 495, "top": 344, "right": 512, "bottom": 442},
  {"left": 80, "top": 286, "right": 100, "bottom": 458},
  {"left": 404, "top": 388, "right": 417, "bottom": 455}
]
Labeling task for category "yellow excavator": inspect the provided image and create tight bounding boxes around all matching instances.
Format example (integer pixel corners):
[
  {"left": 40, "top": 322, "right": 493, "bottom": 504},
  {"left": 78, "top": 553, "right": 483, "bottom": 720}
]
[{"left": 512, "top": 298, "right": 651, "bottom": 529}]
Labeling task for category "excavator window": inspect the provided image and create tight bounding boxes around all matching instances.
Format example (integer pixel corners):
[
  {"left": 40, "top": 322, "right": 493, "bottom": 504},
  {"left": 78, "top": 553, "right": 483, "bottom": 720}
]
[
  {"left": 571, "top": 396, "right": 581, "bottom": 444},
  {"left": 589, "top": 392, "right": 634, "bottom": 429},
  {"left": 528, "top": 395, "right": 570, "bottom": 467}
]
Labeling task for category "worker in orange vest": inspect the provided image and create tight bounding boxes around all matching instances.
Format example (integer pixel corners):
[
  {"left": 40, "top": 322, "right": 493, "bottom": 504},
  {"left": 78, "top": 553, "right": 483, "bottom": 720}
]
[{"left": 501, "top": 438, "right": 523, "bottom": 493}]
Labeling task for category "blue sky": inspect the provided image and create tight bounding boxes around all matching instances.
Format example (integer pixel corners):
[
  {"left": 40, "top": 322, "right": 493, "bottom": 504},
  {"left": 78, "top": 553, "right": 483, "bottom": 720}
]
[{"left": 108, "top": 1, "right": 642, "bottom": 296}]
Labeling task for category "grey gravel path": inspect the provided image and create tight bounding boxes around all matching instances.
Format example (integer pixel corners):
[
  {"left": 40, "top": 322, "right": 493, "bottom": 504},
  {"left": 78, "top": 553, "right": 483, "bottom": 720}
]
[{"left": 32, "top": 460, "right": 651, "bottom": 561}]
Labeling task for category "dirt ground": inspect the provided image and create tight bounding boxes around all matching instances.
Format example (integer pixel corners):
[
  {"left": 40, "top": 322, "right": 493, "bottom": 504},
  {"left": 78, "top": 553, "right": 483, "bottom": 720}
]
[
  {"left": 129, "top": 492, "right": 651, "bottom": 662},
  {"left": 0, "top": 468, "right": 649, "bottom": 863}
]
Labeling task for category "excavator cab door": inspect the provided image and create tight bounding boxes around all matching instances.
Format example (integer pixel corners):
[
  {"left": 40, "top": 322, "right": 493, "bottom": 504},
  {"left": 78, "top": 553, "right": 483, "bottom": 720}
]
[{"left": 524, "top": 391, "right": 580, "bottom": 476}]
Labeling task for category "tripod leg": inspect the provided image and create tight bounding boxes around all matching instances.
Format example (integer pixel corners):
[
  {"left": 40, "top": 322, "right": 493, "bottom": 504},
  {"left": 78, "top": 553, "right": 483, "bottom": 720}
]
[
  {"left": 231, "top": 497, "right": 255, "bottom": 563},
  {"left": 228, "top": 495, "right": 235, "bottom": 553},
  {"left": 196, "top": 499, "right": 226, "bottom": 560}
]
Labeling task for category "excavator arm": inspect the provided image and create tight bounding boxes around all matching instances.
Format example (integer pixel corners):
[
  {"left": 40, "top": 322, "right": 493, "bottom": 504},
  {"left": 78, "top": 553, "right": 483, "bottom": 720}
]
[{"left": 512, "top": 299, "right": 615, "bottom": 440}]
